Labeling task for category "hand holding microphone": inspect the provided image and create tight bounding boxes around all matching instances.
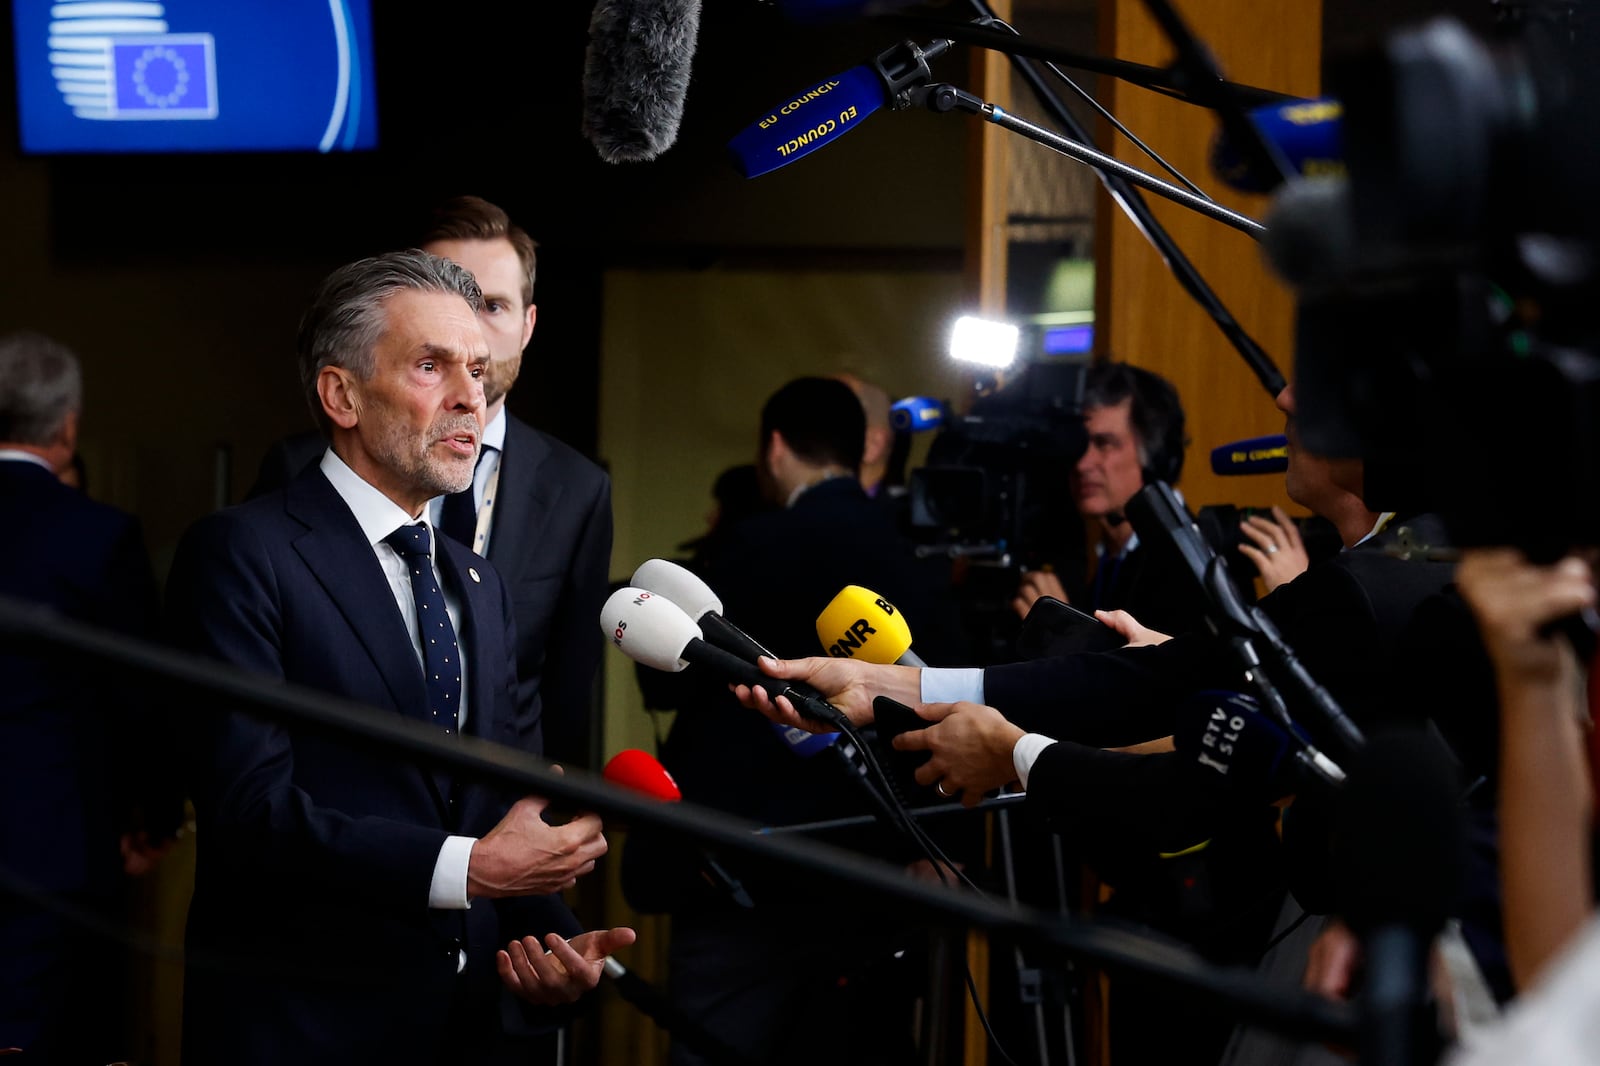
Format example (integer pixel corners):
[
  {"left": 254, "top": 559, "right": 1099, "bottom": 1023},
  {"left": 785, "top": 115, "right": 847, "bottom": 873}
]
[
  {"left": 600, "top": 584, "right": 851, "bottom": 731},
  {"left": 892, "top": 701, "right": 1025, "bottom": 807},
  {"left": 815, "top": 586, "right": 1020, "bottom": 805},
  {"left": 618, "top": 560, "right": 919, "bottom": 731}
]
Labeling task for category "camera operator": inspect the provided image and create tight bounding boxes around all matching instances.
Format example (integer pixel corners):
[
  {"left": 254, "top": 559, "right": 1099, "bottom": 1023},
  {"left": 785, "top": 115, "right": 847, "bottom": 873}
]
[
  {"left": 1458, "top": 549, "right": 1595, "bottom": 990},
  {"left": 1010, "top": 362, "right": 1204, "bottom": 636},
  {"left": 1433, "top": 549, "right": 1597, "bottom": 1066}
]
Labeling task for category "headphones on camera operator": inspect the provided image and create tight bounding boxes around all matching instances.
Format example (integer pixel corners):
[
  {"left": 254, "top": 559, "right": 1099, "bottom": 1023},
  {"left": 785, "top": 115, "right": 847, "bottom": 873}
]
[{"left": 1082, "top": 362, "right": 1189, "bottom": 519}]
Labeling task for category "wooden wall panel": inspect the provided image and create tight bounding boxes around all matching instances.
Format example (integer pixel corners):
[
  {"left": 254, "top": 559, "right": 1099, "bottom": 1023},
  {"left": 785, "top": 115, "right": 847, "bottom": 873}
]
[{"left": 1095, "top": 0, "right": 1322, "bottom": 513}]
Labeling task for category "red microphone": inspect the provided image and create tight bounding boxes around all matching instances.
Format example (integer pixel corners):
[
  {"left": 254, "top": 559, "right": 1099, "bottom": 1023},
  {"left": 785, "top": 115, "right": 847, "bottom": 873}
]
[
  {"left": 603, "top": 749, "right": 683, "bottom": 803},
  {"left": 602, "top": 748, "right": 754, "bottom": 908}
]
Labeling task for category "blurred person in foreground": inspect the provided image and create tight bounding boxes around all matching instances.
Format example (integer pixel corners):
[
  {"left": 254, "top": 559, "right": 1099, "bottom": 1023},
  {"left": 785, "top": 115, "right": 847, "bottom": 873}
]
[{"left": 0, "top": 330, "right": 182, "bottom": 1063}]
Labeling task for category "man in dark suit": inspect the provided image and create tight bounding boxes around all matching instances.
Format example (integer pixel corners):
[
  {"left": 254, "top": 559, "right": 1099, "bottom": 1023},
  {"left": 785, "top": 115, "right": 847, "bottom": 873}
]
[
  {"left": 0, "top": 331, "right": 182, "bottom": 1064},
  {"left": 252, "top": 197, "right": 612, "bottom": 768},
  {"left": 627, "top": 377, "right": 968, "bottom": 1066},
  {"left": 166, "top": 251, "right": 631, "bottom": 1066}
]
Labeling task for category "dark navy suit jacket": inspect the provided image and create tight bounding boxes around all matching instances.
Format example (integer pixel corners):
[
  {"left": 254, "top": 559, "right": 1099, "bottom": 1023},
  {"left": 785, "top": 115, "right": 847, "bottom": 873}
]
[
  {"left": 250, "top": 416, "right": 612, "bottom": 767},
  {"left": 487, "top": 415, "right": 611, "bottom": 766},
  {"left": 0, "top": 458, "right": 179, "bottom": 1058},
  {"left": 166, "top": 464, "right": 575, "bottom": 1066}
]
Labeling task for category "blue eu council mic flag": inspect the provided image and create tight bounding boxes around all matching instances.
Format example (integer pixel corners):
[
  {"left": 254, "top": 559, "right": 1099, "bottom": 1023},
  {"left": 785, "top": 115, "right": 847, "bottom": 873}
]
[
  {"left": 1210, "top": 435, "right": 1290, "bottom": 476},
  {"left": 728, "top": 65, "right": 886, "bottom": 178},
  {"left": 1210, "top": 98, "right": 1344, "bottom": 194}
]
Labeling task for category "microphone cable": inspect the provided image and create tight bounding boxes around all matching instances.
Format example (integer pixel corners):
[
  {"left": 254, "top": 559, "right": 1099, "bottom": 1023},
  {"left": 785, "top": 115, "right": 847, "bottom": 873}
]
[{"left": 826, "top": 711, "right": 1021, "bottom": 1066}]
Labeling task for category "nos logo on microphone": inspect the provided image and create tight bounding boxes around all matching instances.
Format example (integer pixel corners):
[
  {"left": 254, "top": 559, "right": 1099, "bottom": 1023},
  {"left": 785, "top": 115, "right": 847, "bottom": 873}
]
[{"left": 610, "top": 591, "right": 656, "bottom": 648}]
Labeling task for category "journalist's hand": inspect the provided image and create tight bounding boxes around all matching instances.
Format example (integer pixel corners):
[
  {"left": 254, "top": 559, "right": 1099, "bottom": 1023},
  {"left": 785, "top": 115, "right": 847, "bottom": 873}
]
[
  {"left": 1238, "top": 506, "right": 1310, "bottom": 592},
  {"left": 1458, "top": 548, "right": 1595, "bottom": 684},
  {"left": 1094, "top": 608, "right": 1171, "bottom": 647},
  {"left": 896, "top": 702, "right": 1024, "bottom": 806},
  {"left": 731, "top": 655, "right": 917, "bottom": 733},
  {"left": 1011, "top": 569, "right": 1070, "bottom": 621}
]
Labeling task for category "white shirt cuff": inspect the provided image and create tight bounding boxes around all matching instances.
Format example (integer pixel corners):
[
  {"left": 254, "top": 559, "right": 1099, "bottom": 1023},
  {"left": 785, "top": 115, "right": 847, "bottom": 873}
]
[
  {"left": 1013, "top": 733, "right": 1057, "bottom": 791},
  {"left": 429, "top": 835, "right": 477, "bottom": 910},
  {"left": 920, "top": 667, "right": 985, "bottom": 705}
]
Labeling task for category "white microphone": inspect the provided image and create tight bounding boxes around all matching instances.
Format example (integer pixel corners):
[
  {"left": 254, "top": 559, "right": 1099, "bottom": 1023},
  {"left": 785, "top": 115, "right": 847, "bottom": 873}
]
[
  {"left": 631, "top": 559, "right": 779, "bottom": 662},
  {"left": 600, "top": 587, "right": 702, "bottom": 672},
  {"left": 600, "top": 586, "right": 848, "bottom": 730},
  {"left": 631, "top": 559, "right": 845, "bottom": 756}
]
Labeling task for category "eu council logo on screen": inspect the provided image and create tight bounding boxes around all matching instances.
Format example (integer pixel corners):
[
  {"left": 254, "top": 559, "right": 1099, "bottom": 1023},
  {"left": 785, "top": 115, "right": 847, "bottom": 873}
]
[{"left": 111, "top": 37, "right": 218, "bottom": 118}]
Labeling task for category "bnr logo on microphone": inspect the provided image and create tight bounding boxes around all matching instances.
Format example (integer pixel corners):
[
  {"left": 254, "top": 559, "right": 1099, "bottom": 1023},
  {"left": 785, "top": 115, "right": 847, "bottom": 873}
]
[
  {"left": 828, "top": 618, "right": 876, "bottom": 658},
  {"left": 826, "top": 600, "right": 897, "bottom": 658}
]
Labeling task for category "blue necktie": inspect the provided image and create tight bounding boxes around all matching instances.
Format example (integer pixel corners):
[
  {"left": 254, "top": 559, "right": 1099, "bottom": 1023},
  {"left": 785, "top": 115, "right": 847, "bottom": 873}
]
[{"left": 384, "top": 523, "right": 461, "bottom": 736}]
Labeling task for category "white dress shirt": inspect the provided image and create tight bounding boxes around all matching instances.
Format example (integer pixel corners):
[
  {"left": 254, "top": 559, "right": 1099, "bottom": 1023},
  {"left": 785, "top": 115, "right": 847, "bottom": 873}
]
[{"left": 318, "top": 450, "right": 477, "bottom": 917}]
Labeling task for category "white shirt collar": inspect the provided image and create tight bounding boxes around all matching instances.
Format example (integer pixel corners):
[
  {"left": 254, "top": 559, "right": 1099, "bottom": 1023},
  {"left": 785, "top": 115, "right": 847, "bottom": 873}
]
[
  {"left": 0, "top": 449, "right": 54, "bottom": 472},
  {"left": 1351, "top": 511, "right": 1397, "bottom": 549},
  {"left": 318, "top": 448, "right": 432, "bottom": 552},
  {"left": 1096, "top": 530, "right": 1141, "bottom": 560}
]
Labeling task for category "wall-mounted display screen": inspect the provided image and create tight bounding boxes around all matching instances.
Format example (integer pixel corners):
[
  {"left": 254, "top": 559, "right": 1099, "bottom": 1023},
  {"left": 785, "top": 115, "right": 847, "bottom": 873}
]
[{"left": 13, "top": 0, "right": 377, "bottom": 153}]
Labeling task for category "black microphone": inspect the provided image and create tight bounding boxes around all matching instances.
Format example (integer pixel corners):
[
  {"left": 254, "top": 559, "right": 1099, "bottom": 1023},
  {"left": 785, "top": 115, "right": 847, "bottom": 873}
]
[
  {"left": 581, "top": 0, "right": 701, "bottom": 163},
  {"left": 1335, "top": 730, "right": 1465, "bottom": 1066},
  {"left": 1127, "top": 481, "right": 1365, "bottom": 762},
  {"left": 601, "top": 587, "right": 851, "bottom": 731},
  {"left": 1171, "top": 691, "right": 1341, "bottom": 802},
  {"left": 1262, "top": 177, "right": 1356, "bottom": 288}
]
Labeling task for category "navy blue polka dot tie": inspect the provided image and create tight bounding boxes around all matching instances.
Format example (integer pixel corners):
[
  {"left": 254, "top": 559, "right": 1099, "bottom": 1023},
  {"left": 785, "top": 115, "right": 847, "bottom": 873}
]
[{"left": 384, "top": 523, "right": 460, "bottom": 736}]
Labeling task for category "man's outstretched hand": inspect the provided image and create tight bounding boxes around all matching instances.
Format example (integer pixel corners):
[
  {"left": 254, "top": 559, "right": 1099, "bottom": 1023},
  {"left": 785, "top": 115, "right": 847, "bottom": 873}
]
[{"left": 498, "top": 927, "right": 638, "bottom": 1005}]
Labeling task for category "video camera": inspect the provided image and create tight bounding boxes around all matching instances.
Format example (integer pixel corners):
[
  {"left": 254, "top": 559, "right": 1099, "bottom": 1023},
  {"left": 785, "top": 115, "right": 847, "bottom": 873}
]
[
  {"left": 1272, "top": 2, "right": 1600, "bottom": 558},
  {"left": 900, "top": 360, "right": 1088, "bottom": 570}
]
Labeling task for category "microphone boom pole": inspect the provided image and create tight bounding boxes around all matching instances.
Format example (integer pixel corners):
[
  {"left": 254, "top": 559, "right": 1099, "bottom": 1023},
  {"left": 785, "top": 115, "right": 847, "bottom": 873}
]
[
  {"left": 958, "top": 0, "right": 1287, "bottom": 398},
  {"left": 918, "top": 84, "right": 1266, "bottom": 239}
]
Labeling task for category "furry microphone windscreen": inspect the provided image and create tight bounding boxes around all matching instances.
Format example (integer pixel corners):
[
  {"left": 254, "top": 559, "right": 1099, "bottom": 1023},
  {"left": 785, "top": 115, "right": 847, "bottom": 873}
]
[{"left": 582, "top": 0, "right": 702, "bottom": 163}]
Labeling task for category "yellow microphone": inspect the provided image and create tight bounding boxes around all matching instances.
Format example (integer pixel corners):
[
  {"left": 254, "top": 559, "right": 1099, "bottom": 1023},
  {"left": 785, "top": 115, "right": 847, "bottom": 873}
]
[{"left": 815, "top": 585, "right": 926, "bottom": 667}]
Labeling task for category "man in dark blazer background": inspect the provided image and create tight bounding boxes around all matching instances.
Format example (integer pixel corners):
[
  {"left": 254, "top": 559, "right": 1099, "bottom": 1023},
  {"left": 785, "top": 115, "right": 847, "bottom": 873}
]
[
  {"left": 251, "top": 197, "right": 613, "bottom": 768},
  {"left": 166, "top": 251, "right": 630, "bottom": 1065},
  {"left": 0, "top": 331, "right": 182, "bottom": 1064},
  {"left": 627, "top": 377, "right": 970, "bottom": 1066}
]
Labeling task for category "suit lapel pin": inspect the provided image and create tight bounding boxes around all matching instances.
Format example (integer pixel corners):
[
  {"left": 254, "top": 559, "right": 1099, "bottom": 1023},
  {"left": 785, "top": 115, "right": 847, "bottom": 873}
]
[{"left": 468, "top": 567, "right": 481, "bottom": 584}]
